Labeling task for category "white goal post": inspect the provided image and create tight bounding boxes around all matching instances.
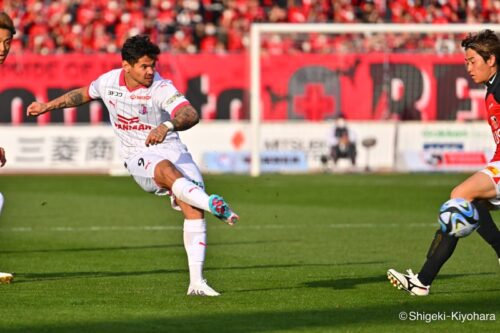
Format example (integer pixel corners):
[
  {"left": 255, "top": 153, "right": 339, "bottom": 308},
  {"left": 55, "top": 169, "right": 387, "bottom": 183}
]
[{"left": 249, "top": 23, "right": 500, "bottom": 177}]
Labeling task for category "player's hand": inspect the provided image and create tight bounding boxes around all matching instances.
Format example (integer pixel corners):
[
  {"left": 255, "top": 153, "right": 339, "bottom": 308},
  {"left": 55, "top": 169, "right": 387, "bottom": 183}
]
[
  {"left": 0, "top": 147, "right": 6, "bottom": 167},
  {"left": 26, "top": 102, "right": 48, "bottom": 117},
  {"left": 145, "top": 124, "right": 169, "bottom": 147}
]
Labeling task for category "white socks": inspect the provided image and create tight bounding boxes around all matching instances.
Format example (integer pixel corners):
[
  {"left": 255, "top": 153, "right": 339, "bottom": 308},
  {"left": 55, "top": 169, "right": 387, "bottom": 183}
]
[
  {"left": 0, "top": 192, "right": 4, "bottom": 215},
  {"left": 183, "top": 219, "right": 207, "bottom": 285},
  {"left": 172, "top": 178, "right": 210, "bottom": 212}
]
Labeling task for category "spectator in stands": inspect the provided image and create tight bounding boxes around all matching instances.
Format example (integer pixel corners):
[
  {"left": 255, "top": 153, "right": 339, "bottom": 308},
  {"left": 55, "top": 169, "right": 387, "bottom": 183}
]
[{"left": 3, "top": 0, "right": 500, "bottom": 55}]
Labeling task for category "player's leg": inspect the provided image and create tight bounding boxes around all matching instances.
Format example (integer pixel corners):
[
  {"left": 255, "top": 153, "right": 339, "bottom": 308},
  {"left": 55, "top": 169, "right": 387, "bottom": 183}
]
[
  {"left": 331, "top": 146, "right": 339, "bottom": 165},
  {"left": 125, "top": 150, "right": 223, "bottom": 295},
  {"left": 0, "top": 192, "right": 13, "bottom": 283},
  {"left": 348, "top": 142, "right": 357, "bottom": 166},
  {"left": 472, "top": 200, "right": 500, "bottom": 262},
  {"left": 0, "top": 193, "right": 14, "bottom": 284},
  {"left": 154, "top": 160, "right": 239, "bottom": 225},
  {"left": 169, "top": 162, "right": 220, "bottom": 296},
  {"left": 417, "top": 171, "right": 496, "bottom": 284},
  {"left": 455, "top": 166, "right": 500, "bottom": 261},
  {"left": 388, "top": 171, "right": 496, "bottom": 295},
  {"left": 176, "top": 202, "right": 220, "bottom": 296},
  {"left": 126, "top": 150, "right": 238, "bottom": 225}
]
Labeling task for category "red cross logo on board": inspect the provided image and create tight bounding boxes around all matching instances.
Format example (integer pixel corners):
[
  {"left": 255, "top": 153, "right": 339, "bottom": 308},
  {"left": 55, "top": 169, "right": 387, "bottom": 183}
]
[
  {"left": 231, "top": 130, "right": 245, "bottom": 150},
  {"left": 293, "top": 84, "right": 335, "bottom": 121}
]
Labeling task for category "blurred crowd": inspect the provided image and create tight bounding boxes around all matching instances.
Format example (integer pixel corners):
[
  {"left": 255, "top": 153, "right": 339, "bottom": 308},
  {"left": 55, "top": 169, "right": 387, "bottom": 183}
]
[{"left": 2, "top": 0, "right": 500, "bottom": 55}]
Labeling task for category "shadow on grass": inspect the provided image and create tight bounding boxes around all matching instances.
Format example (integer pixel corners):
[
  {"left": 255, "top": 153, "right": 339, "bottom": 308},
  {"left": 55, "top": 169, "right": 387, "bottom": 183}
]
[
  {"left": 1, "top": 299, "right": 499, "bottom": 333},
  {"left": 305, "top": 272, "right": 497, "bottom": 290},
  {"left": 0, "top": 240, "right": 289, "bottom": 254},
  {"left": 13, "top": 261, "right": 386, "bottom": 284}
]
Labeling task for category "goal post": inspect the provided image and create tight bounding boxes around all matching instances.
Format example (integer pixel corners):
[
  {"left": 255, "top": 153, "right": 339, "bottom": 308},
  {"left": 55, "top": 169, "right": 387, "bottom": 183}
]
[{"left": 249, "top": 23, "right": 500, "bottom": 177}]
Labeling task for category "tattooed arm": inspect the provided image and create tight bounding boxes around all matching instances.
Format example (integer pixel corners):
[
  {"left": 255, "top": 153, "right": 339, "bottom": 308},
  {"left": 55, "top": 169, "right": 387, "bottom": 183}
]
[
  {"left": 27, "top": 87, "right": 91, "bottom": 116},
  {"left": 169, "top": 104, "right": 200, "bottom": 131},
  {"left": 145, "top": 104, "right": 200, "bottom": 147}
]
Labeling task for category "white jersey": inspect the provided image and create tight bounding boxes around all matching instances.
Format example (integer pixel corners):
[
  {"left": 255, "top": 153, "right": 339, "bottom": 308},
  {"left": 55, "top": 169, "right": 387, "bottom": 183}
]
[{"left": 88, "top": 68, "right": 189, "bottom": 160}]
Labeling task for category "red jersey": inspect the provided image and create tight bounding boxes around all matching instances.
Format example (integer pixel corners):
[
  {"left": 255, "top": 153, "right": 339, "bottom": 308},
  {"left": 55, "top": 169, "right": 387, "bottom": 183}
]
[{"left": 485, "top": 73, "right": 500, "bottom": 162}]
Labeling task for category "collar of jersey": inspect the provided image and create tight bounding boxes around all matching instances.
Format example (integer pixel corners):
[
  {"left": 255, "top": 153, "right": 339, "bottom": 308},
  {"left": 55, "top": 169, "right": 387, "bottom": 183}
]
[{"left": 119, "top": 69, "right": 148, "bottom": 92}]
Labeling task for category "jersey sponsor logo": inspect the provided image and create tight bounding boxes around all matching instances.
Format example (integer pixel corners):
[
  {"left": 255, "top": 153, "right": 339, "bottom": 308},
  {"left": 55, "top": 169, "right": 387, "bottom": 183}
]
[
  {"left": 163, "top": 91, "right": 183, "bottom": 106},
  {"left": 106, "top": 89, "right": 124, "bottom": 98},
  {"left": 130, "top": 95, "right": 151, "bottom": 100},
  {"left": 114, "top": 123, "right": 152, "bottom": 130},
  {"left": 115, "top": 114, "right": 152, "bottom": 131},
  {"left": 117, "top": 114, "right": 139, "bottom": 124}
]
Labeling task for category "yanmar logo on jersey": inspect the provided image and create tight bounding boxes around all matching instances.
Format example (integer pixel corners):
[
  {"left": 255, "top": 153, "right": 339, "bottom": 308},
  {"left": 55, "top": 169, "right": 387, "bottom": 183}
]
[{"left": 115, "top": 114, "right": 152, "bottom": 131}]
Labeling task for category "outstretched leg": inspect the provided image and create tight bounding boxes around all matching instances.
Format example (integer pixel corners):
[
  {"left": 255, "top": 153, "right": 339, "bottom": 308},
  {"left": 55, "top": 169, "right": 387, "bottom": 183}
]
[
  {"left": 473, "top": 200, "right": 500, "bottom": 259},
  {"left": 417, "top": 230, "right": 459, "bottom": 285},
  {"left": 154, "top": 160, "right": 239, "bottom": 225}
]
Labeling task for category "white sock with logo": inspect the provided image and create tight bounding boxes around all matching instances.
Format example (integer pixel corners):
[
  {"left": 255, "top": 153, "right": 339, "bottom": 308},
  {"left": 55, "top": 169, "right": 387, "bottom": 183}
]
[
  {"left": 0, "top": 192, "right": 4, "bottom": 215},
  {"left": 184, "top": 219, "right": 207, "bottom": 285},
  {"left": 172, "top": 178, "right": 210, "bottom": 212}
]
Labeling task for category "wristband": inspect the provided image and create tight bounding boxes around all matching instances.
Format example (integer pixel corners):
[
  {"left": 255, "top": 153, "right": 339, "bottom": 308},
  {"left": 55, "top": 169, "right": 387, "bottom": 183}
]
[{"left": 163, "top": 121, "right": 175, "bottom": 131}]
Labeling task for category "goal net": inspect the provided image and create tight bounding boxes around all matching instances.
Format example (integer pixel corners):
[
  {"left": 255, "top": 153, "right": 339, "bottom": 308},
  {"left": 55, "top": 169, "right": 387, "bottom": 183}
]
[{"left": 249, "top": 23, "right": 500, "bottom": 176}]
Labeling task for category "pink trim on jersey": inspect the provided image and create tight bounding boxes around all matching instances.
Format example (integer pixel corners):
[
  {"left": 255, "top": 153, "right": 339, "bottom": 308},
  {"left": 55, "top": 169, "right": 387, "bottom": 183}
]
[
  {"left": 171, "top": 101, "right": 191, "bottom": 118},
  {"left": 119, "top": 69, "right": 148, "bottom": 92}
]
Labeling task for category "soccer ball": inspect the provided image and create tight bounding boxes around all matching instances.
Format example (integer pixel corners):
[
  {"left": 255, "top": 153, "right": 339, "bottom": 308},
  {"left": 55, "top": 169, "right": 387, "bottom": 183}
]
[{"left": 438, "top": 198, "right": 479, "bottom": 238}]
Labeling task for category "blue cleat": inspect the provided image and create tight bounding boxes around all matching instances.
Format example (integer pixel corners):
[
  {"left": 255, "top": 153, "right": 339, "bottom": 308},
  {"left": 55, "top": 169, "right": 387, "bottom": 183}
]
[{"left": 209, "top": 195, "right": 239, "bottom": 226}]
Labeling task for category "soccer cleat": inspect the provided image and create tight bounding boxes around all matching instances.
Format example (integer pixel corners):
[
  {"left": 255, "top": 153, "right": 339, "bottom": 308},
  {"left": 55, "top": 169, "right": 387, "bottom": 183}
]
[
  {"left": 209, "top": 195, "right": 239, "bottom": 226},
  {"left": 0, "top": 272, "right": 13, "bottom": 284},
  {"left": 187, "top": 279, "right": 220, "bottom": 296},
  {"left": 387, "top": 269, "right": 429, "bottom": 296}
]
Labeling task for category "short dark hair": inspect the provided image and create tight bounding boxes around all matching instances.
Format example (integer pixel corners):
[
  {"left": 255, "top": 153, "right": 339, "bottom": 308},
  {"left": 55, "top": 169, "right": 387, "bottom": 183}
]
[
  {"left": 0, "top": 12, "right": 16, "bottom": 36},
  {"left": 462, "top": 29, "right": 500, "bottom": 65},
  {"left": 121, "top": 35, "right": 160, "bottom": 65}
]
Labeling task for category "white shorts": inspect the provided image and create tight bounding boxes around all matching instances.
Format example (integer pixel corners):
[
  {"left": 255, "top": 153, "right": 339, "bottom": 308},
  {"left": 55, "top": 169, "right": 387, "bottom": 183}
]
[
  {"left": 124, "top": 141, "right": 204, "bottom": 209},
  {"left": 480, "top": 161, "right": 500, "bottom": 207}
]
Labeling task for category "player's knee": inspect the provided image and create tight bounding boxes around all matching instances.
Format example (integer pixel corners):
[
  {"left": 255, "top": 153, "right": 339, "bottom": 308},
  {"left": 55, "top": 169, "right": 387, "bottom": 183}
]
[
  {"left": 154, "top": 160, "right": 183, "bottom": 188},
  {"left": 450, "top": 186, "right": 469, "bottom": 200}
]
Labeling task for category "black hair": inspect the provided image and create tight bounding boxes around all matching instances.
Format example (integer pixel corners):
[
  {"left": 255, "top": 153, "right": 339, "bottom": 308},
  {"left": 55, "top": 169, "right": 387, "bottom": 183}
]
[
  {"left": 121, "top": 35, "right": 160, "bottom": 65},
  {"left": 0, "top": 12, "right": 16, "bottom": 36},
  {"left": 461, "top": 29, "right": 500, "bottom": 65}
]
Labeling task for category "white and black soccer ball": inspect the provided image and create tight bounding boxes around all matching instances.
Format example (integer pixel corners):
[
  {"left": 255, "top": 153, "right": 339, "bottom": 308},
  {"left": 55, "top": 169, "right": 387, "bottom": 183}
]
[{"left": 438, "top": 198, "right": 480, "bottom": 238}]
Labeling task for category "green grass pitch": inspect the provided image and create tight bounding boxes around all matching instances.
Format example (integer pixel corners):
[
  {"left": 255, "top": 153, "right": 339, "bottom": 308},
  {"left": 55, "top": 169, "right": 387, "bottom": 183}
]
[{"left": 0, "top": 173, "right": 498, "bottom": 332}]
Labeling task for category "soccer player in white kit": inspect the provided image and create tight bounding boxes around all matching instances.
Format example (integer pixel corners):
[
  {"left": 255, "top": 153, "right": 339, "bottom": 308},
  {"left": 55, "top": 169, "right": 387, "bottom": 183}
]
[
  {"left": 27, "top": 35, "right": 239, "bottom": 296},
  {"left": 0, "top": 11, "right": 15, "bottom": 284}
]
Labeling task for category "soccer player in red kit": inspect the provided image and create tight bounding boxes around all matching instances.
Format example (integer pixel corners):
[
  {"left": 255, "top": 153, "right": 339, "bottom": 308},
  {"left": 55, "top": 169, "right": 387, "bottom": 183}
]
[{"left": 388, "top": 29, "right": 500, "bottom": 296}]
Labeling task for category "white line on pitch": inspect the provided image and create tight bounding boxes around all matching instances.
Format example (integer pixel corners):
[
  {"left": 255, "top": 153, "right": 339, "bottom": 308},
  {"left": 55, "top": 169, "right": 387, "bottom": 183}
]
[{"left": 0, "top": 223, "right": 436, "bottom": 232}]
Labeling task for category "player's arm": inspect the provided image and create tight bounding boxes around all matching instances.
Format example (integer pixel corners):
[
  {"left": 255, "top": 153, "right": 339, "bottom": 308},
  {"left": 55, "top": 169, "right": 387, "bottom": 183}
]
[
  {"left": 145, "top": 104, "right": 200, "bottom": 147},
  {"left": 26, "top": 87, "right": 92, "bottom": 117},
  {"left": 0, "top": 147, "right": 6, "bottom": 167},
  {"left": 169, "top": 104, "right": 200, "bottom": 131}
]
